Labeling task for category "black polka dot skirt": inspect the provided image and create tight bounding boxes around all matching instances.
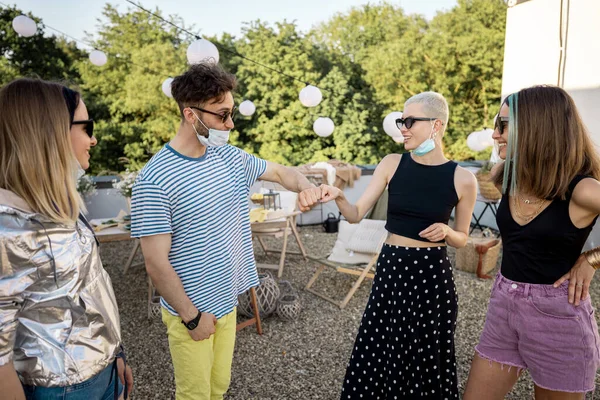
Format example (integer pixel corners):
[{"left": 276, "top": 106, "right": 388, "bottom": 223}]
[{"left": 340, "top": 244, "right": 459, "bottom": 400}]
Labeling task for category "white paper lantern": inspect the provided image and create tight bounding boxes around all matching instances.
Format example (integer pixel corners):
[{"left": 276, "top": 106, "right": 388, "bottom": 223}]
[
  {"left": 89, "top": 50, "right": 108, "bottom": 67},
  {"left": 187, "top": 39, "right": 219, "bottom": 64},
  {"left": 239, "top": 100, "right": 256, "bottom": 116},
  {"left": 313, "top": 117, "right": 335, "bottom": 137},
  {"left": 383, "top": 111, "right": 403, "bottom": 138},
  {"left": 161, "top": 78, "right": 174, "bottom": 98},
  {"left": 393, "top": 136, "right": 404, "bottom": 144},
  {"left": 12, "top": 15, "right": 37, "bottom": 37},
  {"left": 467, "top": 130, "right": 487, "bottom": 152},
  {"left": 299, "top": 85, "right": 322, "bottom": 107},
  {"left": 478, "top": 128, "right": 495, "bottom": 148}
]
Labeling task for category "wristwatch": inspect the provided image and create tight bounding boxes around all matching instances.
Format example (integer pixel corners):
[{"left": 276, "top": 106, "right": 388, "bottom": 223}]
[{"left": 181, "top": 311, "right": 202, "bottom": 330}]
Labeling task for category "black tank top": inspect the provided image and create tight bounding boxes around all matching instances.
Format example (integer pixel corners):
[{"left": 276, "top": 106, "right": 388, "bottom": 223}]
[
  {"left": 497, "top": 175, "right": 598, "bottom": 284},
  {"left": 386, "top": 154, "right": 459, "bottom": 243}
]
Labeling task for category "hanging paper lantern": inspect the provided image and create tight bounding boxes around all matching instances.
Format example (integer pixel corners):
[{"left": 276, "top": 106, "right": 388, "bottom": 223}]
[
  {"left": 12, "top": 15, "right": 37, "bottom": 37},
  {"left": 239, "top": 100, "right": 256, "bottom": 116},
  {"left": 478, "top": 128, "right": 495, "bottom": 148},
  {"left": 299, "top": 85, "right": 322, "bottom": 107},
  {"left": 313, "top": 117, "right": 335, "bottom": 137},
  {"left": 383, "top": 111, "right": 403, "bottom": 138},
  {"left": 89, "top": 50, "right": 108, "bottom": 67},
  {"left": 467, "top": 130, "right": 487, "bottom": 152},
  {"left": 161, "top": 78, "right": 174, "bottom": 98},
  {"left": 187, "top": 39, "right": 219, "bottom": 64}
]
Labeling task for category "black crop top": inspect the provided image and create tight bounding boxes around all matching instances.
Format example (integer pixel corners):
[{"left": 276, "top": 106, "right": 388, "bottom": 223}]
[
  {"left": 497, "top": 175, "right": 598, "bottom": 284},
  {"left": 386, "top": 154, "right": 459, "bottom": 243}
]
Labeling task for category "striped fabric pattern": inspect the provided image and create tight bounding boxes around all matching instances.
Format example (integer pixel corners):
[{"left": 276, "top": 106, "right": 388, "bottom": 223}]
[{"left": 131, "top": 144, "right": 267, "bottom": 318}]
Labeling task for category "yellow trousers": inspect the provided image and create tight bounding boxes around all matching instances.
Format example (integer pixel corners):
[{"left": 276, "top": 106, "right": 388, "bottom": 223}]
[{"left": 162, "top": 308, "right": 237, "bottom": 400}]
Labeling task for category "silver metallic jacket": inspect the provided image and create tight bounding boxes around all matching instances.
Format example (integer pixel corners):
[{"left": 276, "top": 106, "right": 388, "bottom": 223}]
[{"left": 0, "top": 189, "right": 121, "bottom": 387}]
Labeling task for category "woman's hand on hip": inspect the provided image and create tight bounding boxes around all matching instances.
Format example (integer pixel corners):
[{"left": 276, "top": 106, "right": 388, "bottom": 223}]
[{"left": 553, "top": 254, "right": 595, "bottom": 306}]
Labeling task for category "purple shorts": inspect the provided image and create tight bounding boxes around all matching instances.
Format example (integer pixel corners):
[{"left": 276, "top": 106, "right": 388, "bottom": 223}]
[{"left": 475, "top": 272, "right": 600, "bottom": 393}]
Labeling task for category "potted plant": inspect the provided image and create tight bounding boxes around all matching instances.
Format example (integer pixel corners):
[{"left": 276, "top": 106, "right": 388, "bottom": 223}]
[
  {"left": 77, "top": 175, "right": 97, "bottom": 198},
  {"left": 112, "top": 170, "right": 138, "bottom": 212}
]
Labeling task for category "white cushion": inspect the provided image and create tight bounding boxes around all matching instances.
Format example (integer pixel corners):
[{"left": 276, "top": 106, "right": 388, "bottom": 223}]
[
  {"left": 346, "top": 219, "right": 387, "bottom": 254},
  {"left": 327, "top": 239, "right": 375, "bottom": 265}
]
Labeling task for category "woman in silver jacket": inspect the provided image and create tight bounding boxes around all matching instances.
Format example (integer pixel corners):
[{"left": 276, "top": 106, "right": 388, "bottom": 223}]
[{"left": 0, "top": 78, "right": 133, "bottom": 399}]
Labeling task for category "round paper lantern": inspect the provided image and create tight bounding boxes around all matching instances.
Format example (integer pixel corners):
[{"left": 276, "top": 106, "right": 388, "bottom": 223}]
[
  {"left": 299, "top": 85, "right": 322, "bottom": 107},
  {"left": 478, "top": 128, "right": 495, "bottom": 148},
  {"left": 161, "top": 78, "right": 173, "bottom": 98},
  {"left": 187, "top": 39, "right": 219, "bottom": 64},
  {"left": 313, "top": 117, "right": 335, "bottom": 137},
  {"left": 89, "top": 50, "right": 108, "bottom": 67},
  {"left": 12, "top": 15, "right": 36, "bottom": 37},
  {"left": 239, "top": 100, "right": 256, "bottom": 116},
  {"left": 467, "top": 130, "right": 487, "bottom": 152},
  {"left": 383, "top": 111, "right": 403, "bottom": 138}
]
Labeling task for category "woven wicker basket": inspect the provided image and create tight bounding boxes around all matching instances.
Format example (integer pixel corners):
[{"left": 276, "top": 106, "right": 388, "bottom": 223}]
[
  {"left": 276, "top": 280, "right": 302, "bottom": 321},
  {"left": 238, "top": 272, "right": 280, "bottom": 318},
  {"left": 476, "top": 172, "right": 501, "bottom": 201},
  {"left": 455, "top": 237, "right": 502, "bottom": 276}
]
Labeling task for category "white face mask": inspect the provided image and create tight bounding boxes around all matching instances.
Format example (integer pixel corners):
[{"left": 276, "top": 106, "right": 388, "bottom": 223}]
[{"left": 190, "top": 110, "right": 230, "bottom": 147}]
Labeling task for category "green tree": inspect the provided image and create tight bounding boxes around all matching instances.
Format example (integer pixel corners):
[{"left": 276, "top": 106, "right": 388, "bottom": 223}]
[
  {"left": 77, "top": 4, "right": 188, "bottom": 173},
  {"left": 0, "top": 5, "right": 83, "bottom": 84}
]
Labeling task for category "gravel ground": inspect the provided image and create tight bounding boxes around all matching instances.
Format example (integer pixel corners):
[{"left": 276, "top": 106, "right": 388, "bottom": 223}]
[{"left": 100, "top": 226, "right": 600, "bottom": 399}]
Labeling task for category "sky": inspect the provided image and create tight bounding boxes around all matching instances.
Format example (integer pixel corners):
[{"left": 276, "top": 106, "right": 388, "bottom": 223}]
[{"left": 7, "top": 0, "right": 458, "bottom": 48}]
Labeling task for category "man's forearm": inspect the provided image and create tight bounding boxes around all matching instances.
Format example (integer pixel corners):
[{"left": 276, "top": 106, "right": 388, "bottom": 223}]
[
  {"left": 146, "top": 261, "right": 198, "bottom": 321},
  {"left": 278, "top": 167, "right": 315, "bottom": 193}
]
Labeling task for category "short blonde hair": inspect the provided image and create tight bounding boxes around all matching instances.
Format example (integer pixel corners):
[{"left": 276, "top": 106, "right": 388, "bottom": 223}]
[
  {"left": 0, "top": 78, "right": 82, "bottom": 224},
  {"left": 404, "top": 91, "right": 449, "bottom": 132}
]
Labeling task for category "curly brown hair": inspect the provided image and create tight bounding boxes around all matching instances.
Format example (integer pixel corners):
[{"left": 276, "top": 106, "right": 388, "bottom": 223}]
[{"left": 171, "top": 63, "right": 237, "bottom": 117}]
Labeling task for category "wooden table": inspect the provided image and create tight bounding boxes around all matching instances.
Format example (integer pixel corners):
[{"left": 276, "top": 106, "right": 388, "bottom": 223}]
[{"left": 251, "top": 210, "right": 308, "bottom": 278}]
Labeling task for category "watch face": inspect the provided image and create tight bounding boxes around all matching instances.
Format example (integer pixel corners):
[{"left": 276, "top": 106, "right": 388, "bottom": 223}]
[{"left": 187, "top": 320, "right": 198, "bottom": 330}]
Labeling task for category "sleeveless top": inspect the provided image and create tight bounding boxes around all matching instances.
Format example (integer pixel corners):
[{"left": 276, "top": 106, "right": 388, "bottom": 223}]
[
  {"left": 386, "top": 154, "right": 459, "bottom": 243},
  {"left": 497, "top": 175, "right": 597, "bottom": 284}
]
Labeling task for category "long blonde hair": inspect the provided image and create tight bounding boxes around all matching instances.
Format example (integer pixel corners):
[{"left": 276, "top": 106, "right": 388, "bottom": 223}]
[{"left": 0, "top": 78, "right": 82, "bottom": 224}]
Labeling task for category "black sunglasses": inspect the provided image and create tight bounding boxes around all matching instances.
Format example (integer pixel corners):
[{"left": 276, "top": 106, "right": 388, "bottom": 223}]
[
  {"left": 495, "top": 115, "right": 509, "bottom": 133},
  {"left": 395, "top": 117, "right": 437, "bottom": 130},
  {"left": 72, "top": 119, "right": 94, "bottom": 138},
  {"left": 189, "top": 106, "right": 237, "bottom": 124}
]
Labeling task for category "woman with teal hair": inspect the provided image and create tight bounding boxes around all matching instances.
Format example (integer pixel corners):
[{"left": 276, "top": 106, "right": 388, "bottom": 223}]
[{"left": 464, "top": 86, "right": 600, "bottom": 399}]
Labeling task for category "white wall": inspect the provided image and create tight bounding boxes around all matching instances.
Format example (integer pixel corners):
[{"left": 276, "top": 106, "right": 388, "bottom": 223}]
[{"left": 502, "top": 0, "right": 600, "bottom": 248}]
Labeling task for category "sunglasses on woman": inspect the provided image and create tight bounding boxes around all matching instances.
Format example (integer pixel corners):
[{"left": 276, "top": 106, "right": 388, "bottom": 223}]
[
  {"left": 189, "top": 106, "right": 237, "bottom": 124},
  {"left": 395, "top": 116, "right": 437, "bottom": 130},
  {"left": 72, "top": 119, "right": 94, "bottom": 138},
  {"left": 495, "top": 115, "right": 509, "bottom": 133}
]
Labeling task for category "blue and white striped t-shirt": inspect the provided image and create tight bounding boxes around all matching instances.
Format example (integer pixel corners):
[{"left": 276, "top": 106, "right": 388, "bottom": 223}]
[{"left": 130, "top": 144, "right": 267, "bottom": 318}]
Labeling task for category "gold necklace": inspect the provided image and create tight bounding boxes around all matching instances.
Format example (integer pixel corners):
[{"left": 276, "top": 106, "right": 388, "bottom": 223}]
[
  {"left": 512, "top": 195, "right": 548, "bottom": 222},
  {"left": 517, "top": 192, "right": 543, "bottom": 205}
]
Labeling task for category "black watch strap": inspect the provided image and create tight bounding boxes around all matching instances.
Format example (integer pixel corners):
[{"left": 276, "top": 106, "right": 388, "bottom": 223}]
[{"left": 181, "top": 311, "right": 202, "bottom": 330}]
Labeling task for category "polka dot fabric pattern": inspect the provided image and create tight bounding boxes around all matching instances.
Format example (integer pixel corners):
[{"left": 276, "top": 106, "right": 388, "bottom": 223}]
[{"left": 340, "top": 244, "right": 459, "bottom": 400}]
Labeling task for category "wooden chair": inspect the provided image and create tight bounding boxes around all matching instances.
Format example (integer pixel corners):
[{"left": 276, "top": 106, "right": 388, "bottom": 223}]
[{"left": 304, "top": 219, "right": 387, "bottom": 309}]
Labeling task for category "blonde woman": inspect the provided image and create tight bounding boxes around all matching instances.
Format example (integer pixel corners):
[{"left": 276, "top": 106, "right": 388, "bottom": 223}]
[{"left": 0, "top": 78, "right": 133, "bottom": 400}]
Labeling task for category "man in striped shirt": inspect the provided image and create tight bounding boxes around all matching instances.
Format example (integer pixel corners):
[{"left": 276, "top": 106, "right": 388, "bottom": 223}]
[{"left": 130, "top": 63, "right": 320, "bottom": 400}]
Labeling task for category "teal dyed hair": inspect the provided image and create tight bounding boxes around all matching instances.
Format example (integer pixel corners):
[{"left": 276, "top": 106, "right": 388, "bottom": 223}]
[{"left": 502, "top": 93, "right": 519, "bottom": 195}]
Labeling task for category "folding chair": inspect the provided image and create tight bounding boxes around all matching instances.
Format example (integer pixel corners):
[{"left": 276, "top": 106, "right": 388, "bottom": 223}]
[{"left": 305, "top": 219, "right": 387, "bottom": 309}]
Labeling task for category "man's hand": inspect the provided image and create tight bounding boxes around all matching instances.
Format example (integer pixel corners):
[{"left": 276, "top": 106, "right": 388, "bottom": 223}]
[
  {"left": 187, "top": 312, "right": 218, "bottom": 341},
  {"left": 298, "top": 186, "right": 322, "bottom": 211}
]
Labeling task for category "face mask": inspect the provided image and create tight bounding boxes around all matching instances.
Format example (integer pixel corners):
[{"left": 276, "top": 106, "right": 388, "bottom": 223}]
[
  {"left": 412, "top": 123, "right": 437, "bottom": 156},
  {"left": 191, "top": 110, "right": 230, "bottom": 147}
]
